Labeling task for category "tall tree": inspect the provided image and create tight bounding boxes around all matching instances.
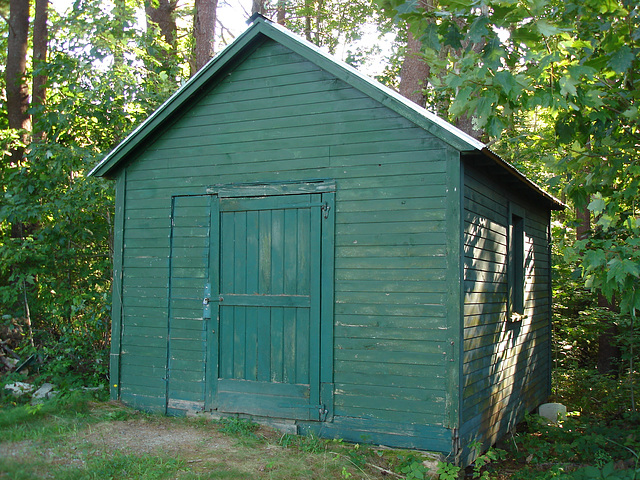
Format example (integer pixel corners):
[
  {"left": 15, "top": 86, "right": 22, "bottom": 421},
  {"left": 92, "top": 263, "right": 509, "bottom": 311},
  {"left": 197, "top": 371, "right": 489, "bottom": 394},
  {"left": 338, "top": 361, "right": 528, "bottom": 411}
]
[
  {"left": 398, "top": 26, "right": 430, "bottom": 107},
  {"left": 276, "top": 0, "right": 286, "bottom": 25},
  {"left": 194, "top": 0, "right": 218, "bottom": 73},
  {"left": 379, "top": 0, "right": 640, "bottom": 402},
  {"left": 144, "top": 0, "right": 178, "bottom": 73},
  {"left": 5, "top": 0, "right": 30, "bottom": 147},
  {"left": 252, "top": 0, "right": 267, "bottom": 15}
]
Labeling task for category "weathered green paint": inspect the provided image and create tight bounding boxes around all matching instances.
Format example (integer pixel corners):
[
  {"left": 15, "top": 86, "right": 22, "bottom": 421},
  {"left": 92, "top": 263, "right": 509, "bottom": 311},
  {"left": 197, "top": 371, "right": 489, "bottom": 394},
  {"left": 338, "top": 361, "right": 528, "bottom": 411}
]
[
  {"left": 110, "top": 171, "right": 126, "bottom": 400},
  {"left": 458, "top": 159, "right": 554, "bottom": 464},
  {"left": 213, "top": 191, "right": 331, "bottom": 421},
  {"left": 91, "top": 16, "right": 563, "bottom": 465},
  {"left": 167, "top": 195, "right": 212, "bottom": 413}
]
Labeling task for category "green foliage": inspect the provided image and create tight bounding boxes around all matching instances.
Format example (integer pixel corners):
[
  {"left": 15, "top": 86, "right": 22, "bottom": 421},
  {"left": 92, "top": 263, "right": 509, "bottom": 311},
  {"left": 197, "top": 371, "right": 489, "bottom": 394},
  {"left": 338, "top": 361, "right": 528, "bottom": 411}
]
[
  {"left": 510, "top": 410, "right": 640, "bottom": 473},
  {"left": 299, "top": 433, "right": 326, "bottom": 454},
  {"left": 469, "top": 443, "right": 506, "bottom": 479},
  {"left": 259, "top": 0, "right": 393, "bottom": 56},
  {"left": 1, "top": 0, "right": 187, "bottom": 389},
  {"left": 553, "top": 369, "right": 637, "bottom": 417},
  {"left": 216, "top": 416, "right": 260, "bottom": 438},
  {"left": 378, "top": 0, "right": 640, "bottom": 318},
  {"left": 0, "top": 390, "right": 102, "bottom": 442},
  {"left": 396, "top": 453, "right": 431, "bottom": 480},
  {"left": 437, "top": 461, "right": 461, "bottom": 480}
]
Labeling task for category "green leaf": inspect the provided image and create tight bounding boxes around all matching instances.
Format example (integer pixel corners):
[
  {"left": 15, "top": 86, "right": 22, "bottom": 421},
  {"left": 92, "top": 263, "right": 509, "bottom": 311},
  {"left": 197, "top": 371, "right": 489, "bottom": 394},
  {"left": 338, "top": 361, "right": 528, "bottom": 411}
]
[
  {"left": 555, "top": 119, "right": 574, "bottom": 144},
  {"left": 474, "top": 92, "right": 499, "bottom": 128},
  {"left": 536, "top": 19, "right": 562, "bottom": 37},
  {"left": 608, "top": 46, "right": 635, "bottom": 73},
  {"left": 449, "top": 86, "right": 475, "bottom": 116},
  {"left": 583, "top": 249, "right": 607, "bottom": 270},
  {"left": 486, "top": 116, "right": 506, "bottom": 138},
  {"left": 607, "top": 258, "right": 640, "bottom": 286},
  {"left": 587, "top": 194, "right": 605, "bottom": 215},
  {"left": 559, "top": 76, "right": 578, "bottom": 97},
  {"left": 446, "top": 74, "right": 465, "bottom": 90},
  {"left": 395, "top": 0, "right": 420, "bottom": 16},
  {"left": 622, "top": 106, "right": 638, "bottom": 119},
  {"left": 467, "top": 16, "right": 490, "bottom": 44},
  {"left": 443, "top": 23, "right": 464, "bottom": 49},
  {"left": 494, "top": 70, "right": 518, "bottom": 97},
  {"left": 420, "top": 22, "right": 440, "bottom": 51}
]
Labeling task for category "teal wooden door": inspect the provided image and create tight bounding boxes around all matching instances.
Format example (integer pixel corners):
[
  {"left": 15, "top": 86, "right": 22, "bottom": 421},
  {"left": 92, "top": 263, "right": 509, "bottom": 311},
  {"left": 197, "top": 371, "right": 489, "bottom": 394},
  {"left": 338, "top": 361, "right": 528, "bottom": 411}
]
[{"left": 211, "top": 193, "right": 328, "bottom": 421}]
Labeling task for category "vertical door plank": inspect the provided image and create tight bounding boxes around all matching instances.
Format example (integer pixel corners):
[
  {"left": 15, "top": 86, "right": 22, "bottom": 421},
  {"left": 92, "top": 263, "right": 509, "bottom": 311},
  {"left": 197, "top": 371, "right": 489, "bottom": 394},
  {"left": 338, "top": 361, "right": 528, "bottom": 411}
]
[
  {"left": 245, "top": 306, "right": 258, "bottom": 381},
  {"left": 270, "top": 306, "right": 284, "bottom": 382},
  {"left": 259, "top": 209, "right": 272, "bottom": 294},
  {"left": 233, "top": 306, "right": 246, "bottom": 379},
  {"left": 283, "top": 307, "right": 297, "bottom": 383},
  {"left": 296, "top": 306, "right": 310, "bottom": 384}
]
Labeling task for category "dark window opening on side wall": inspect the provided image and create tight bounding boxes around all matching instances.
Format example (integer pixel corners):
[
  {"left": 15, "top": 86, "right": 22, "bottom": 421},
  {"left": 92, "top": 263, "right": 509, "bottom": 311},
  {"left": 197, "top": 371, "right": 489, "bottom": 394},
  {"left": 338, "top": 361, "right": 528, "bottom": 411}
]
[{"left": 509, "top": 213, "right": 525, "bottom": 321}]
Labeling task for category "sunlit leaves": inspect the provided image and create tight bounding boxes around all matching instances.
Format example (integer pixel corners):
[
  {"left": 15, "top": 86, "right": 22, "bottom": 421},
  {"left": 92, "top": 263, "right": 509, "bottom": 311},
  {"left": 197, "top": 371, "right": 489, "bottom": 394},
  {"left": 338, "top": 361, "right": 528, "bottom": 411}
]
[
  {"left": 378, "top": 0, "right": 640, "bottom": 314},
  {"left": 607, "top": 46, "right": 635, "bottom": 74}
]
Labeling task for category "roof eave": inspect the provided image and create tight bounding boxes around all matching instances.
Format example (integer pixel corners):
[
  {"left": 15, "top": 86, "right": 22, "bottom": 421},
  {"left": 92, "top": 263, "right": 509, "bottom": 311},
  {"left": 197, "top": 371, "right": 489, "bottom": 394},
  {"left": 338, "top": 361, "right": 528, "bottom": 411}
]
[{"left": 469, "top": 147, "right": 566, "bottom": 210}]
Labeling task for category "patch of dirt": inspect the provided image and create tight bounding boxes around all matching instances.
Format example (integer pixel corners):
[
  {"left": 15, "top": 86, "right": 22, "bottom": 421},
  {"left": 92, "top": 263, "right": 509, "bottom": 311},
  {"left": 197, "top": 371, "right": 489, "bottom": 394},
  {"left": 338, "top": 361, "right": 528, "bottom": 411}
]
[
  {"left": 79, "top": 419, "right": 233, "bottom": 456},
  {"left": 0, "top": 439, "right": 34, "bottom": 459},
  {"left": 0, "top": 408, "right": 389, "bottom": 479}
]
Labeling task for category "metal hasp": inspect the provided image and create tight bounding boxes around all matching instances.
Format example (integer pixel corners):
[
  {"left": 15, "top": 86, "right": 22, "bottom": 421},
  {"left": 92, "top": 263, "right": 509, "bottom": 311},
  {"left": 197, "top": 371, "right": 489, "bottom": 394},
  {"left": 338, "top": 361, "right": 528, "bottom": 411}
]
[
  {"left": 202, "top": 283, "right": 212, "bottom": 319},
  {"left": 321, "top": 202, "right": 330, "bottom": 219},
  {"left": 319, "top": 404, "right": 328, "bottom": 421}
]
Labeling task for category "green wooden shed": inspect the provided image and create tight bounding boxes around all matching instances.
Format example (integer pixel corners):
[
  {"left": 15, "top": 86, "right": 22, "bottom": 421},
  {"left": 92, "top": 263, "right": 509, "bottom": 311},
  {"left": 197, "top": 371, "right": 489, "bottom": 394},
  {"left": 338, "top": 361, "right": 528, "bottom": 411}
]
[{"left": 89, "top": 15, "right": 564, "bottom": 464}]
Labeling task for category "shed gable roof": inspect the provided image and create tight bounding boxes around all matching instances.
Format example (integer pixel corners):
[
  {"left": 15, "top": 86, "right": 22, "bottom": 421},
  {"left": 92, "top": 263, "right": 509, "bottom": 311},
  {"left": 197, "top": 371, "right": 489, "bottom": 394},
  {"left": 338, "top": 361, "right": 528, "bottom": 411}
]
[{"left": 88, "top": 15, "right": 563, "bottom": 210}]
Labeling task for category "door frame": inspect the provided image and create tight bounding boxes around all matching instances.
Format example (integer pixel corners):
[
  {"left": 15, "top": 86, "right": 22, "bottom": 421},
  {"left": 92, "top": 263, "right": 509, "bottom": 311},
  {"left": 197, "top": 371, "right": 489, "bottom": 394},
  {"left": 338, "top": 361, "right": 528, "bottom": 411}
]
[{"left": 204, "top": 179, "right": 335, "bottom": 421}]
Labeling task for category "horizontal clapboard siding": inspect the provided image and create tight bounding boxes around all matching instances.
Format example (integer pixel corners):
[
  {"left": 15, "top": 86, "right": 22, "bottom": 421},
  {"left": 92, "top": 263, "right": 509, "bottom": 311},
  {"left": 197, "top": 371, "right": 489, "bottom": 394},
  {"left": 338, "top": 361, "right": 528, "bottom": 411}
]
[
  {"left": 460, "top": 163, "right": 551, "bottom": 458},
  {"left": 117, "top": 38, "right": 455, "bottom": 437}
]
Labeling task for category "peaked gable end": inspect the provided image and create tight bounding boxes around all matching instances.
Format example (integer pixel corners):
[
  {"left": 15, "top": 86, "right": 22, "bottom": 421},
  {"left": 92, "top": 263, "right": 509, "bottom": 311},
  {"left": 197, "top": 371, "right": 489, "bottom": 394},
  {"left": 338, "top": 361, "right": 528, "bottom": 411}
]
[{"left": 89, "top": 17, "right": 485, "bottom": 179}]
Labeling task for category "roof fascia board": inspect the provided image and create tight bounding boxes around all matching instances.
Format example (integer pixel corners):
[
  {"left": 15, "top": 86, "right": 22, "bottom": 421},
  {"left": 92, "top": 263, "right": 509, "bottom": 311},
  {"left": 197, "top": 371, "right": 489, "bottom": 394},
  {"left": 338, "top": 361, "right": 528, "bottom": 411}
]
[{"left": 88, "top": 24, "right": 266, "bottom": 178}]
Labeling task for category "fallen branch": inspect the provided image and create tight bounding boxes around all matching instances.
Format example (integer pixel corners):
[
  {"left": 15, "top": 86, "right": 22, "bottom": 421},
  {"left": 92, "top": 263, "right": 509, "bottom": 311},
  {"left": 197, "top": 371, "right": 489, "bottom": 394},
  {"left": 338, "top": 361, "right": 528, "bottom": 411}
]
[{"left": 366, "top": 463, "right": 403, "bottom": 478}]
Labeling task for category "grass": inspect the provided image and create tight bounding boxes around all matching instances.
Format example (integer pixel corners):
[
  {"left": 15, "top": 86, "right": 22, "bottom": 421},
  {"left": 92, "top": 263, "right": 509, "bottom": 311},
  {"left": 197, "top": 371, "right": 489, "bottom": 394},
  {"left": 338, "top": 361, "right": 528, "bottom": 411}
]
[
  {"left": 0, "top": 394, "right": 392, "bottom": 480},
  {"left": 2, "top": 370, "right": 640, "bottom": 479}
]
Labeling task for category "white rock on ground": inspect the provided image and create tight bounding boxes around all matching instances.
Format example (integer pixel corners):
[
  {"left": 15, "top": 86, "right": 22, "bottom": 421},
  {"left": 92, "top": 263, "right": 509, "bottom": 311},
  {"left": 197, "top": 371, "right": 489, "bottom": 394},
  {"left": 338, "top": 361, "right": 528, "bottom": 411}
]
[
  {"left": 538, "top": 403, "right": 567, "bottom": 424},
  {"left": 4, "top": 382, "right": 35, "bottom": 397},
  {"left": 31, "top": 383, "right": 57, "bottom": 404}
]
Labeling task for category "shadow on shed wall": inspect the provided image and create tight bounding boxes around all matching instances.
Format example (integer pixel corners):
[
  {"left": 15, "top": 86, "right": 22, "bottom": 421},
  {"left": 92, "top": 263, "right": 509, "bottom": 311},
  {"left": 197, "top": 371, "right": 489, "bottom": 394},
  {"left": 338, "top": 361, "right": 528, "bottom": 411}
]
[{"left": 458, "top": 164, "right": 551, "bottom": 463}]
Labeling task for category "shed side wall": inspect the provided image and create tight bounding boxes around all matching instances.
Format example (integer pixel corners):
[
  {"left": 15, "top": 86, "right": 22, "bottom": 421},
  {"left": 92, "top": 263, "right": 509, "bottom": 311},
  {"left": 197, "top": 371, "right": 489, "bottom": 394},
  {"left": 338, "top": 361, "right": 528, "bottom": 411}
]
[
  {"left": 459, "top": 161, "right": 551, "bottom": 459},
  {"left": 116, "top": 39, "right": 458, "bottom": 451}
]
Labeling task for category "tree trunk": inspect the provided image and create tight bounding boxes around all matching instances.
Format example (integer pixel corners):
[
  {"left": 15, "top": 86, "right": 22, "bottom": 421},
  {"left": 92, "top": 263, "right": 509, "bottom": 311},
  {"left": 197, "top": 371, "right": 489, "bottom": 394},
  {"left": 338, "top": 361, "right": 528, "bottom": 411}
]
[
  {"left": 194, "top": 0, "right": 218, "bottom": 73},
  {"left": 6, "top": 0, "right": 31, "bottom": 152},
  {"left": 304, "top": 0, "right": 312, "bottom": 41},
  {"left": 455, "top": 114, "right": 484, "bottom": 140},
  {"left": 398, "top": 29, "right": 430, "bottom": 108},
  {"left": 145, "top": 0, "right": 178, "bottom": 46},
  {"left": 251, "top": 0, "right": 266, "bottom": 15},
  {"left": 398, "top": 0, "right": 432, "bottom": 108},
  {"left": 32, "top": 0, "right": 49, "bottom": 141},
  {"left": 576, "top": 204, "right": 590, "bottom": 240},
  {"left": 277, "top": 0, "right": 286, "bottom": 25},
  {"left": 145, "top": 0, "right": 178, "bottom": 77}
]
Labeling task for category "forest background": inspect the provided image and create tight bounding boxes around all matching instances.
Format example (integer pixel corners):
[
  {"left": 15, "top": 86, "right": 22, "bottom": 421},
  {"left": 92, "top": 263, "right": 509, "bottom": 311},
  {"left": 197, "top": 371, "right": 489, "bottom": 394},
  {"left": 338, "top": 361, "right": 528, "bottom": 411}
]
[{"left": 0, "top": 0, "right": 638, "bottom": 475}]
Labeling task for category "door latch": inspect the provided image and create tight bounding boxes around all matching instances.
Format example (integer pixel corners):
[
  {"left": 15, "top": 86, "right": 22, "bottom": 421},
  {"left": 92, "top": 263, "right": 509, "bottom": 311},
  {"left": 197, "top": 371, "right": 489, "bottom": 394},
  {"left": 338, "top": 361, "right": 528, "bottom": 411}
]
[
  {"left": 203, "top": 283, "right": 212, "bottom": 319},
  {"left": 321, "top": 202, "right": 331, "bottom": 219}
]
